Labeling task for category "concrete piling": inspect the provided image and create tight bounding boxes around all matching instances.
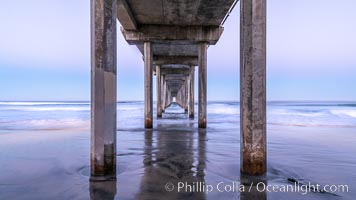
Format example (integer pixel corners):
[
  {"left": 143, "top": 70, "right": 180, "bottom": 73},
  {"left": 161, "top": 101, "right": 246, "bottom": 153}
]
[
  {"left": 189, "top": 66, "right": 195, "bottom": 119},
  {"left": 144, "top": 42, "right": 153, "bottom": 128},
  {"left": 184, "top": 76, "right": 189, "bottom": 113},
  {"left": 162, "top": 79, "right": 167, "bottom": 112},
  {"left": 240, "top": 0, "right": 267, "bottom": 176},
  {"left": 198, "top": 43, "right": 208, "bottom": 128},
  {"left": 161, "top": 74, "right": 165, "bottom": 113},
  {"left": 90, "top": 0, "right": 117, "bottom": 181},
  {"left": 156, "top": 66, "right": 162, "bottom": 118}
]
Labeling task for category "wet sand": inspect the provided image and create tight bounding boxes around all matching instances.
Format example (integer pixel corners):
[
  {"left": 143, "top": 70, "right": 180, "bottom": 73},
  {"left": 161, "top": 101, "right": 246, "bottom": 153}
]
[{"left": 0, "top": 105, "right": 355, "bottom": 199}]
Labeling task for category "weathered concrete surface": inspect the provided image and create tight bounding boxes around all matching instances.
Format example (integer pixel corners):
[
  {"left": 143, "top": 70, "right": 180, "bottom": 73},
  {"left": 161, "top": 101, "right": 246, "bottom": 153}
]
[
  {"left": 144, "top": 42, "right": 153, "bottom": 128},
  {"left": 118, "top": 1, "right": 236, "bottom": 66},
  {"left": 117, "top": 0, "right": 137, "bottom": 30},
  {"left": 166, "top": 79, "right": 184, "bottom": 96},
  {"left": 176, "top": 89, "right": 183, "bottom": 108},
  {"left": 160, "top": 68, "right": 191, "bottom": 76},
  {"left": 240, "top": 0, "right": 267, "bottom": 176},
  {"left": 156, "top": 66, "right": 162, "bottom": 117},
  {"left": 198, "top": 43, "right": 207, "bottom": 128},
  {"left": 163, "top": 80, "right": 167, "bottom": 109},
  {"left": 165, "top": 85, "right": 169, "bottom": 108},
  {"left": 165, "top": 89, "right": 172, "bottom": 109},
  {"left": 184, "top": 76, "right": 189, "bottom": 113},
  {"left": 90, "top": 0, "right": 117, "bottom": 180},
  {"left": 153, "top": 56, "right": 198, "bottom": 66},
  {"left": 161, "top": 75, "right": 166, "bottom": 113},
  {"left": 122, "top": 25, "right": 223, "bottom": 45},
  {"left": 137, "top": 44, "right": 199, "bottom": 57},
  {"left": 164, "top": 75, "right": 186, "bottom": 81},
  {"left": 118, "top": 0, "right": 235, "bottom": 26},
  {"left": 189, "top": 66, "right": 195, "bottom": 118}
]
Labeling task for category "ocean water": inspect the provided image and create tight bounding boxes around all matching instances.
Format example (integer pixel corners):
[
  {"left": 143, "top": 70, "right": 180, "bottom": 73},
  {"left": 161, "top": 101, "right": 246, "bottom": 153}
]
[
  {"left": 0, "top": 101, "right": 355, "bottom": 130},
  {"left": 0, "top": 101, "right": 355, "bottom": 199}
]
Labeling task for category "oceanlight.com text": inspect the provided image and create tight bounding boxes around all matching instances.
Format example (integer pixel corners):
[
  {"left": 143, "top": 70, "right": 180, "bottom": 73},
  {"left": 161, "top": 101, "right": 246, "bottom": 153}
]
[{"left": 164, "top": 181, "right": 349, "bottom": 195}]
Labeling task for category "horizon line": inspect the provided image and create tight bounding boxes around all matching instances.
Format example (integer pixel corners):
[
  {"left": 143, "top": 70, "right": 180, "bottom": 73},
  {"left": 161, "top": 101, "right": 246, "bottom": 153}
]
[{"left": 0, "top": 100, "right": 355, "bottom": 102}]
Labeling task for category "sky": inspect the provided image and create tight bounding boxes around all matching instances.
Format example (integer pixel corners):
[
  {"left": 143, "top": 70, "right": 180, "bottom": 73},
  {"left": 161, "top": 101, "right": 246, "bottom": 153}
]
[{"left": 0, "top": 0, "right": 355, "bottom": 101}]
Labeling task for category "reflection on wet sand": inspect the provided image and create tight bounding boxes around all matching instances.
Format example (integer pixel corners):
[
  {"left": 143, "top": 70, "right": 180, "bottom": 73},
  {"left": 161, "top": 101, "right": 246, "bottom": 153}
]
[
  {"left": 90, "top": 105, "right": 269, "bottom": 199},
  {"left": 90, "top": 180, "right": 117, "bottom": 200},
  {"left": 135, "top": 124, "right": 207, "bottom": 200},
  {"left": 240, "top": 174, "right": 267, "bottom": 200}
]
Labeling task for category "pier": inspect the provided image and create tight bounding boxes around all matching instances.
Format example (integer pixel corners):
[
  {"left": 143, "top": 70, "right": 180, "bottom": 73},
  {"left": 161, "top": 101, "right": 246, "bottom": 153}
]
[{"left": 90, "top": 0, "right": 266, "bottom": 180}]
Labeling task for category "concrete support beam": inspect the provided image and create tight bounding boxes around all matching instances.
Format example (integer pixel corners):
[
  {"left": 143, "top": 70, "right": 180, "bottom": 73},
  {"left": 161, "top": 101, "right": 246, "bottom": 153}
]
[
  {"left": 160, "top": 68, "right": 191, "bottom": 76},
  {"left": 90, "top": 0, "right": 117, "bottom": 181},
  {"left": 117, "top": 0, "right": 137, "bottom": 30},
  {"left": 189, "top": 67, "right": 195, "bottom": 118},
  {"left": 166, "top": 80, "right": 184, "bottom": 92},
  {"left": 184, "top": 77, "right": 189, "bottom": 113},
  {"left": 144, "top": 42, "right": 153, "bottom": 128},
  {"left": 240, "top": 0, "right": 267, "bottom": 176},
  {"left": 153, "top": 56, "right": 198, "bottom": 66},
  {"left": 198, "top": 43, "right": 208, "bottom": 128},
  {"left": 122, "top": 25, "right": 224, "bottom": 45},
  {"left": 164, "top": 76, "right": 186, "bottom": 81},
  {"left": 156, "top": 66, "right": 162, "bottom": 118}
]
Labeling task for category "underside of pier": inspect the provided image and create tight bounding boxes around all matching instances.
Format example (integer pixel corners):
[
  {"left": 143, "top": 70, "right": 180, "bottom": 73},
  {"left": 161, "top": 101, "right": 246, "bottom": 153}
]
[{"left": 90, "top": 0, "right": 266, "bottom": 179}]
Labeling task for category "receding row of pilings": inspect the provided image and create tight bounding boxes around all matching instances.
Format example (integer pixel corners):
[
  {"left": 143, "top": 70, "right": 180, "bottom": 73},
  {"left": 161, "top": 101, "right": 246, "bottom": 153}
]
[
  {"left": 144, "top": 43, "right": 207, "bottom": 129},
  {"left": 90, "top": 0, "right": 266, "bottom": 181},
  {"left": 155, "top": 65, "right": 194, "bottom": 117}
]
